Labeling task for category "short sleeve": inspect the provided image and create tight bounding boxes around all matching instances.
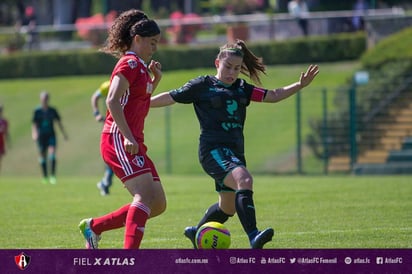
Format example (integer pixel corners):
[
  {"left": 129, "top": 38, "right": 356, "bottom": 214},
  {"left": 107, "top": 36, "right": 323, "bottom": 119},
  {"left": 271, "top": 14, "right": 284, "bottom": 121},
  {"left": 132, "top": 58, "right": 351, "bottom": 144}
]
[{"left": 170, "top": 77, "right": 204, "bottom": 104}]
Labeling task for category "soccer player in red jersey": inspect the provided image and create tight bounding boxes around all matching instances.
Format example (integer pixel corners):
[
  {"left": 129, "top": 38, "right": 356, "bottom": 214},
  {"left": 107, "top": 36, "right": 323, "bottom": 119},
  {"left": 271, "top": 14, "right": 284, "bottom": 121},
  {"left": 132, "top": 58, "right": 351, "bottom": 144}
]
[
  {"left": 79, "top": 9, "right": 166, "bottom": 249},
  {"left": 0, "top": 104, "right": 10, "bottom": 173}
]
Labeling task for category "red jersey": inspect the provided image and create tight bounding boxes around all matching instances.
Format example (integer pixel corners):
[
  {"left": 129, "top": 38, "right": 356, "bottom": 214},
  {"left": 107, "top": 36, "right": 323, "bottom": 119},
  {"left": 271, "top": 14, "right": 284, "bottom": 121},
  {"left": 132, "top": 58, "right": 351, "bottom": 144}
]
[
  {"left": 0, "top": 118, "right": 8, "bottom": 155},
  {"left": 102, "top": 52, "right": 154, "bottom": 143}
]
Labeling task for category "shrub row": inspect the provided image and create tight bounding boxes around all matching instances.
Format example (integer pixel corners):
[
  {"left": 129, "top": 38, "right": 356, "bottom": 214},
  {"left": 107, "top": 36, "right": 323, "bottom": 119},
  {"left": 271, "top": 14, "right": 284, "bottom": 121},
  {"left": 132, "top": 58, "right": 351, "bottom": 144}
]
[{"left": 0, "top": 32, "right": 366, "bottom": 79}]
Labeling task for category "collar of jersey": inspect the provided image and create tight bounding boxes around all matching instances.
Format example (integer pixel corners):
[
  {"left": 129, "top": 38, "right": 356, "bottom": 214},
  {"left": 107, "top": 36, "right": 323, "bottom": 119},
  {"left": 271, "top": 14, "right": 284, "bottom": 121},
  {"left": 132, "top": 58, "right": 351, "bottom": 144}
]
[
  {"left": 125, "top": 51, "right": 147, "bottom": 68},
  {"left": 213, "top": 76, "right": 233, "bottom": 88}
]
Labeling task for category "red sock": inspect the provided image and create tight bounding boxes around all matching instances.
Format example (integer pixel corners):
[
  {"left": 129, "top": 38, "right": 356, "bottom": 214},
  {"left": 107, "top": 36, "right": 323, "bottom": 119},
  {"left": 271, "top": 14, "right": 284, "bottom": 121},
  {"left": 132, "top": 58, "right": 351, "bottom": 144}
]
[
  {"left": 124, "top": 202, "right": 150, "bottom": 249},
  {"left": 91, "top": 204, "right": 130, "bottom": 235}
]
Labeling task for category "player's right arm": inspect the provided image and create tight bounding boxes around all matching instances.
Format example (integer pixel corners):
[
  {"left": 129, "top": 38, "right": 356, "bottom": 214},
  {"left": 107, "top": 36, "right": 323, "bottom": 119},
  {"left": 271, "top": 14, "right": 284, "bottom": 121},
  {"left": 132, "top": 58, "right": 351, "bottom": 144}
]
[
  {"left": 150, "top": 92, "right": 176, "bottom": 108},
  {"left": 106, "top": 73, "right": 139, "bottom": 155},
  {"left": 31, "top": 123, "right": 38, "bottom": 141},
  {"left": 31, "top": 111, "right": 38, "bottom": 141}
]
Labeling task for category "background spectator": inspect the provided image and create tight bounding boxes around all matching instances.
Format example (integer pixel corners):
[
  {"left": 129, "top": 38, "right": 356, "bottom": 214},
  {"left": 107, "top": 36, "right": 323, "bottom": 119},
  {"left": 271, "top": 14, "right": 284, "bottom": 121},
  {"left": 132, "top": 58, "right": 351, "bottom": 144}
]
[{"left": 288, "top": 0, "right": 310, "bottom": 36}]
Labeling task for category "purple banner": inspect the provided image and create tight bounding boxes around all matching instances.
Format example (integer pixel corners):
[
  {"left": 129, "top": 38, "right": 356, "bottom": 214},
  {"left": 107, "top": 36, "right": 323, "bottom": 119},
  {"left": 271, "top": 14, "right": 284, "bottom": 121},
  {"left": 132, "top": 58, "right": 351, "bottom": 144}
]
[{"left": 1, "top": 249, "right": 411, "bottom": 273}]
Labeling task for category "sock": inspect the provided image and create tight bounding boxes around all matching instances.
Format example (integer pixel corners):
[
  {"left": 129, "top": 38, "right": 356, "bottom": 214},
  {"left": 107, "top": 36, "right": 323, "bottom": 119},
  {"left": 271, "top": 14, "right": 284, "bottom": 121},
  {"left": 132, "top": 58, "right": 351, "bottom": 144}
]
[
  {"left": 103, "top": 165, "right": 113, "bottom": 187},
  {"left": 124, "top": 201, "right": 150, "bottom": 249},
  {"left": 50, "top": 159, "right": 56, "bottom": 176},
  {"left": 49, "top": 154, "right": 56, "bottom": 176},
  {"left": 235, "top": 190, "right": 258, "bottom": 241},
  {"left": 40, "top": 158, "right": 47, "bottom": 178},
  {"left": 90, "top": 204, "right": 130, "bottom": 235},
  {"left": 196, "top": 203, "right": 232, "bottom": 229}
]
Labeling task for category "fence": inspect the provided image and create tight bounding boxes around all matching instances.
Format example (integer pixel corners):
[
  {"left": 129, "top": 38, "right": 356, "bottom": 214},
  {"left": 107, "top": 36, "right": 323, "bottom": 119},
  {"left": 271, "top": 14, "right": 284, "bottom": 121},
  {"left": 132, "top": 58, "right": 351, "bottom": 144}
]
[{"left": 0, "top": 8, "right": 405, "bottom": 52}]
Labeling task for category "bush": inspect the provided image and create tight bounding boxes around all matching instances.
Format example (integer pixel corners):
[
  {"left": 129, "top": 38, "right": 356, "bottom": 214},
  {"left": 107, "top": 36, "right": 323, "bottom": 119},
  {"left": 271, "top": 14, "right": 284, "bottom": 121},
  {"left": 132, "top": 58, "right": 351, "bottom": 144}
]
[
  {"left": 361, "top": 27, "right": 412, "bottom": 69},
  {"left": 0, "top": 32, "right": 366, "bottom": 79}
]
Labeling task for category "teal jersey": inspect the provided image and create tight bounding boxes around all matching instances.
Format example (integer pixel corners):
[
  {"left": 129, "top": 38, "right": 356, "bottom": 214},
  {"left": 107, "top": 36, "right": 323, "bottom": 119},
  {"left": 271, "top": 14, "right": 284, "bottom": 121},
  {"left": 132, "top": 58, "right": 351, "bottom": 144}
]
[{"left": 32, "top": 106, "right": 60, "bottom": 136}]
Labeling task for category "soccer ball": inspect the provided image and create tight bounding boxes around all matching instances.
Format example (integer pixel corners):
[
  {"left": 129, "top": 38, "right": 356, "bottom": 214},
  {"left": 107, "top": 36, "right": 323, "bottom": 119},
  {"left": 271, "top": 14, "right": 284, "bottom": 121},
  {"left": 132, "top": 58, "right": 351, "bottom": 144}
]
[{"left": 195, "top": 222, "right": 231, "bottom": 249}]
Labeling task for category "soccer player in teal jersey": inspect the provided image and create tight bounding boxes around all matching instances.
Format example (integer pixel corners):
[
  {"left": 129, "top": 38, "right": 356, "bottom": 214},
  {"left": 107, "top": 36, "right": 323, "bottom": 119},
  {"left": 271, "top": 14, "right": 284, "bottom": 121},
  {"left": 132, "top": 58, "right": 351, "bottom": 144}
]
[
  {"left": 151, "top": 39, "right": 319, "bottom": 249},
  {"left": 32, "top": 91, "right": 68, "bottom": 184}
]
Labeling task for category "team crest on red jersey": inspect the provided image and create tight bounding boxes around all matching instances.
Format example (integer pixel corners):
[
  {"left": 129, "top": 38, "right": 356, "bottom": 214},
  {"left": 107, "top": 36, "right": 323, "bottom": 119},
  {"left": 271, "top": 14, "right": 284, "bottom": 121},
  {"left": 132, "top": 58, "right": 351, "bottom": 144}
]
[
  {"left": 127, "top": 59, "right": 138, "bottom": 69},
  {"left": 132, "top": 155, "right": 145, "bottom": 167},
  {"left": 15, "top": 252, "right": 31, "bottom": 270}
]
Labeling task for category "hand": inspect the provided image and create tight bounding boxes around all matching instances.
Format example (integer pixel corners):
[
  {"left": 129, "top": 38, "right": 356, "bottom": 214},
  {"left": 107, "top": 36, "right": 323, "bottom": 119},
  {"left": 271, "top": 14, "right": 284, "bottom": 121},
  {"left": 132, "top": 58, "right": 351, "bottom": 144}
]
[
  {"left": 95, "top": 114, "right": 105, "bottom": 123},
  {"left": 149, "top": 60, "right": 162, "bottom": 80},
  {"left": 299, "top": 64, "right": 319, "bottom": 88},
  {"left": 123, "top": 137, "right": 139, "bottom": 155}
]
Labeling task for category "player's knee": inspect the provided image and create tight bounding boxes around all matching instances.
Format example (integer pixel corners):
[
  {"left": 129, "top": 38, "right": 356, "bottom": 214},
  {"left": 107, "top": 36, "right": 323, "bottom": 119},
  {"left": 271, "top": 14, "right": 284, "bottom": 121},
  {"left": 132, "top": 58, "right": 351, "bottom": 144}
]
[
  {"left": 237, "top": 175, "right": 253, "bottom": 190},
  {"left": 48, "top": 153, "right": 56, "bottom": 161},
  {"left": 150, "top": 198, "right": 167, "bottom": 218}
]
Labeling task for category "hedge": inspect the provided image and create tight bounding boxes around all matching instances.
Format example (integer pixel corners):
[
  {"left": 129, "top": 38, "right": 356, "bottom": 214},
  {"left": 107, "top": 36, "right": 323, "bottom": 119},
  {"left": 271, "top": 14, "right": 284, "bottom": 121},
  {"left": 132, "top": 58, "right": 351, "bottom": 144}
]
[{"left": 0, "top": 32, "right": 366, "bottom": 79}]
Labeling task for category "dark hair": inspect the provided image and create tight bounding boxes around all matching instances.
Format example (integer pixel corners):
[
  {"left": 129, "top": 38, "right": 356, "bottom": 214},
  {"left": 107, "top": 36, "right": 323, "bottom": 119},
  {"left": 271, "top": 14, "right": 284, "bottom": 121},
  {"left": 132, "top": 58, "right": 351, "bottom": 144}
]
[
  {"left": 101, "top": 9, "right": 160, "bottom": 57},
  {"left": 218, "top": 39, "right": 266, "bottom": 85}
]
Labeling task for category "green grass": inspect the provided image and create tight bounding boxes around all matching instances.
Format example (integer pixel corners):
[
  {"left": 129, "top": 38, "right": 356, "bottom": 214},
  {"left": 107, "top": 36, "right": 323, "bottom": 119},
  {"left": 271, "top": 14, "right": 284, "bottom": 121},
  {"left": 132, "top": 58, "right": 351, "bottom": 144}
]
[
  {"left": 0, "top": 175, "right": 410, "bottom": 249},
  {"left": 0, "top": 62, "right": 359, "bottom": 177}
]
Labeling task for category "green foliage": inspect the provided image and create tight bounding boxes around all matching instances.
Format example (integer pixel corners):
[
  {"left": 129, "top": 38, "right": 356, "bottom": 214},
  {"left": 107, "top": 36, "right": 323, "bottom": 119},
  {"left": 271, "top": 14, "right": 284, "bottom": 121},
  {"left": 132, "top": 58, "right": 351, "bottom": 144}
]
[
  {"left": 0, "top": 175, "right": 410, "bottom": 248},
  {"left": 0, "top": 32, "right": 366, "bottom": 79},
  {"left": 361, "top": 27, "right": 412, "bottom": 68},
  {"left": 0, "top": 50, "right": 117, "bottom": 78},
  {"left": 257, "top": 32, "right": 366, "bottom": 65}
]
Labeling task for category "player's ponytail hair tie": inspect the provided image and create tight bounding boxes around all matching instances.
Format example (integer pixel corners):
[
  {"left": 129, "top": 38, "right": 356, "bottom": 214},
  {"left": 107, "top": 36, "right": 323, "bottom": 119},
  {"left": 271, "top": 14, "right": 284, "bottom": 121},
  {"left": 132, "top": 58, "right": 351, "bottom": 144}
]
[{"left": 222, "top": 47, "right": 244, "bottom": 57}]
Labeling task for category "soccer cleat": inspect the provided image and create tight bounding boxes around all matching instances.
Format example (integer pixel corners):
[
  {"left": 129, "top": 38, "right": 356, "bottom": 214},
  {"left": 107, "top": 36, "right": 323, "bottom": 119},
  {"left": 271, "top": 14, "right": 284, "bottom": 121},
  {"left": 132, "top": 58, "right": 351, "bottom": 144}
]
[
  {"left": 250, "top": 228, "right": 274, "bottom": 249},
  {"left": 42, "top": 177, "right": 48, "bottom": 184},
  {"left": 49, "top": 176, "right": 57, "bottom": 184},
  {"left": 96, "top": 181, "right": 109, "bottom": 196},
  {"left": 79, "top": 218, "right": 101, "bottom": 249},
  {"left": 183, "top": 226, "right": 198, "bottom": 249}
]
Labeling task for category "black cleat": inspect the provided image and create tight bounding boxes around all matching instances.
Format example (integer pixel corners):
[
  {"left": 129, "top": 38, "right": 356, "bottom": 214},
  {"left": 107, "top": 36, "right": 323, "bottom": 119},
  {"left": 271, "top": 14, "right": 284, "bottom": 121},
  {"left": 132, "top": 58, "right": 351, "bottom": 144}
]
[
  {"left": 184, "top": 226, "right": 198, "bottom": 249},
  {"left": 250, "top": 228, "right": 274, "bottom": 249}
]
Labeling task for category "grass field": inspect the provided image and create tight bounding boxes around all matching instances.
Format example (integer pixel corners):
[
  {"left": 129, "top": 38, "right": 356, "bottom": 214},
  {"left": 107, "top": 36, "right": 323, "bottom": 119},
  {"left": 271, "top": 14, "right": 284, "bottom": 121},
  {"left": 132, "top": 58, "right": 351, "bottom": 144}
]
[{"left": 0, "top": 175, "right": 410, "bottom": 249}]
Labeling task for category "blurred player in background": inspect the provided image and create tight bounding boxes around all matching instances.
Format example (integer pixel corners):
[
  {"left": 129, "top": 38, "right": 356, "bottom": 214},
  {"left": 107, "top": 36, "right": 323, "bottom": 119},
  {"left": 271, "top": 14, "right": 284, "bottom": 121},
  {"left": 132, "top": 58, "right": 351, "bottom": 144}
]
[
  {"left": 91, "top": 80, "right": 114, "bottom": 196},
  {"left": 151, "top": 39, "right": 319, "bottom": 249},
  {"left": 32, "top": 91, "right": 68, "bottom": 184},
  {"left": 0, "top": 104, "right": 10, "bottom": 173}
]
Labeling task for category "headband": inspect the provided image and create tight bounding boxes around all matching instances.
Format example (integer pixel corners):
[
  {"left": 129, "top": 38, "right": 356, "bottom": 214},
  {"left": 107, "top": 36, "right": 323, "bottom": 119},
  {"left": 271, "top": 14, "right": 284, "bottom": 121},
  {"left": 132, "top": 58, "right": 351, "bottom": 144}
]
[{"left": 222, "top": 47, "right": 244, "bottom": 57}]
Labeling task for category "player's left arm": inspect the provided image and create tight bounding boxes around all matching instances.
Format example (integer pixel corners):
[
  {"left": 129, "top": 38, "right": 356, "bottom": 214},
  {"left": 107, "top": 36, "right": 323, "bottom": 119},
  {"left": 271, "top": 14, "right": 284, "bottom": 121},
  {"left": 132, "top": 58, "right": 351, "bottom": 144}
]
[
  {"left": 55, "top": 112, "right": 68, "bottom": 141},
  {"left": 57, "top": 120, "right": 68, "bottom": 140},
  {"left": 263, "top": 64, "right": 319, "bottom": 103}
]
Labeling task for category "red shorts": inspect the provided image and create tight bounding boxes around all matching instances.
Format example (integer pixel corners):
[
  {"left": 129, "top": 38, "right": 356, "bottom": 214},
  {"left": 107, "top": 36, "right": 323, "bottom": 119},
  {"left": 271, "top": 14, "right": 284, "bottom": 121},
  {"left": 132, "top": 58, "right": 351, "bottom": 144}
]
[
  {"left": 0, "top": 142, "right": 5, "bottom": 156},
  {"left": 0, "top": 147, "right": 4, "bottom": 156},
  {"left": 101, "top": 133, "right": 160, "bottom": 183}
]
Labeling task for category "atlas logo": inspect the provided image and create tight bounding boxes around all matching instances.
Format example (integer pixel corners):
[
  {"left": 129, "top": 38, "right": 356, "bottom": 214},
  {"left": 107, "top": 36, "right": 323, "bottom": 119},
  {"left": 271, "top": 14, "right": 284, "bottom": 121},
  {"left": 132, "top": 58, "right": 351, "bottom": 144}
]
[
  {"left": 132, "top": 155, "right": 145, "bottom": 167},
  {"left": 15, "top": 252, "right": 31, "bottom": 270}
]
